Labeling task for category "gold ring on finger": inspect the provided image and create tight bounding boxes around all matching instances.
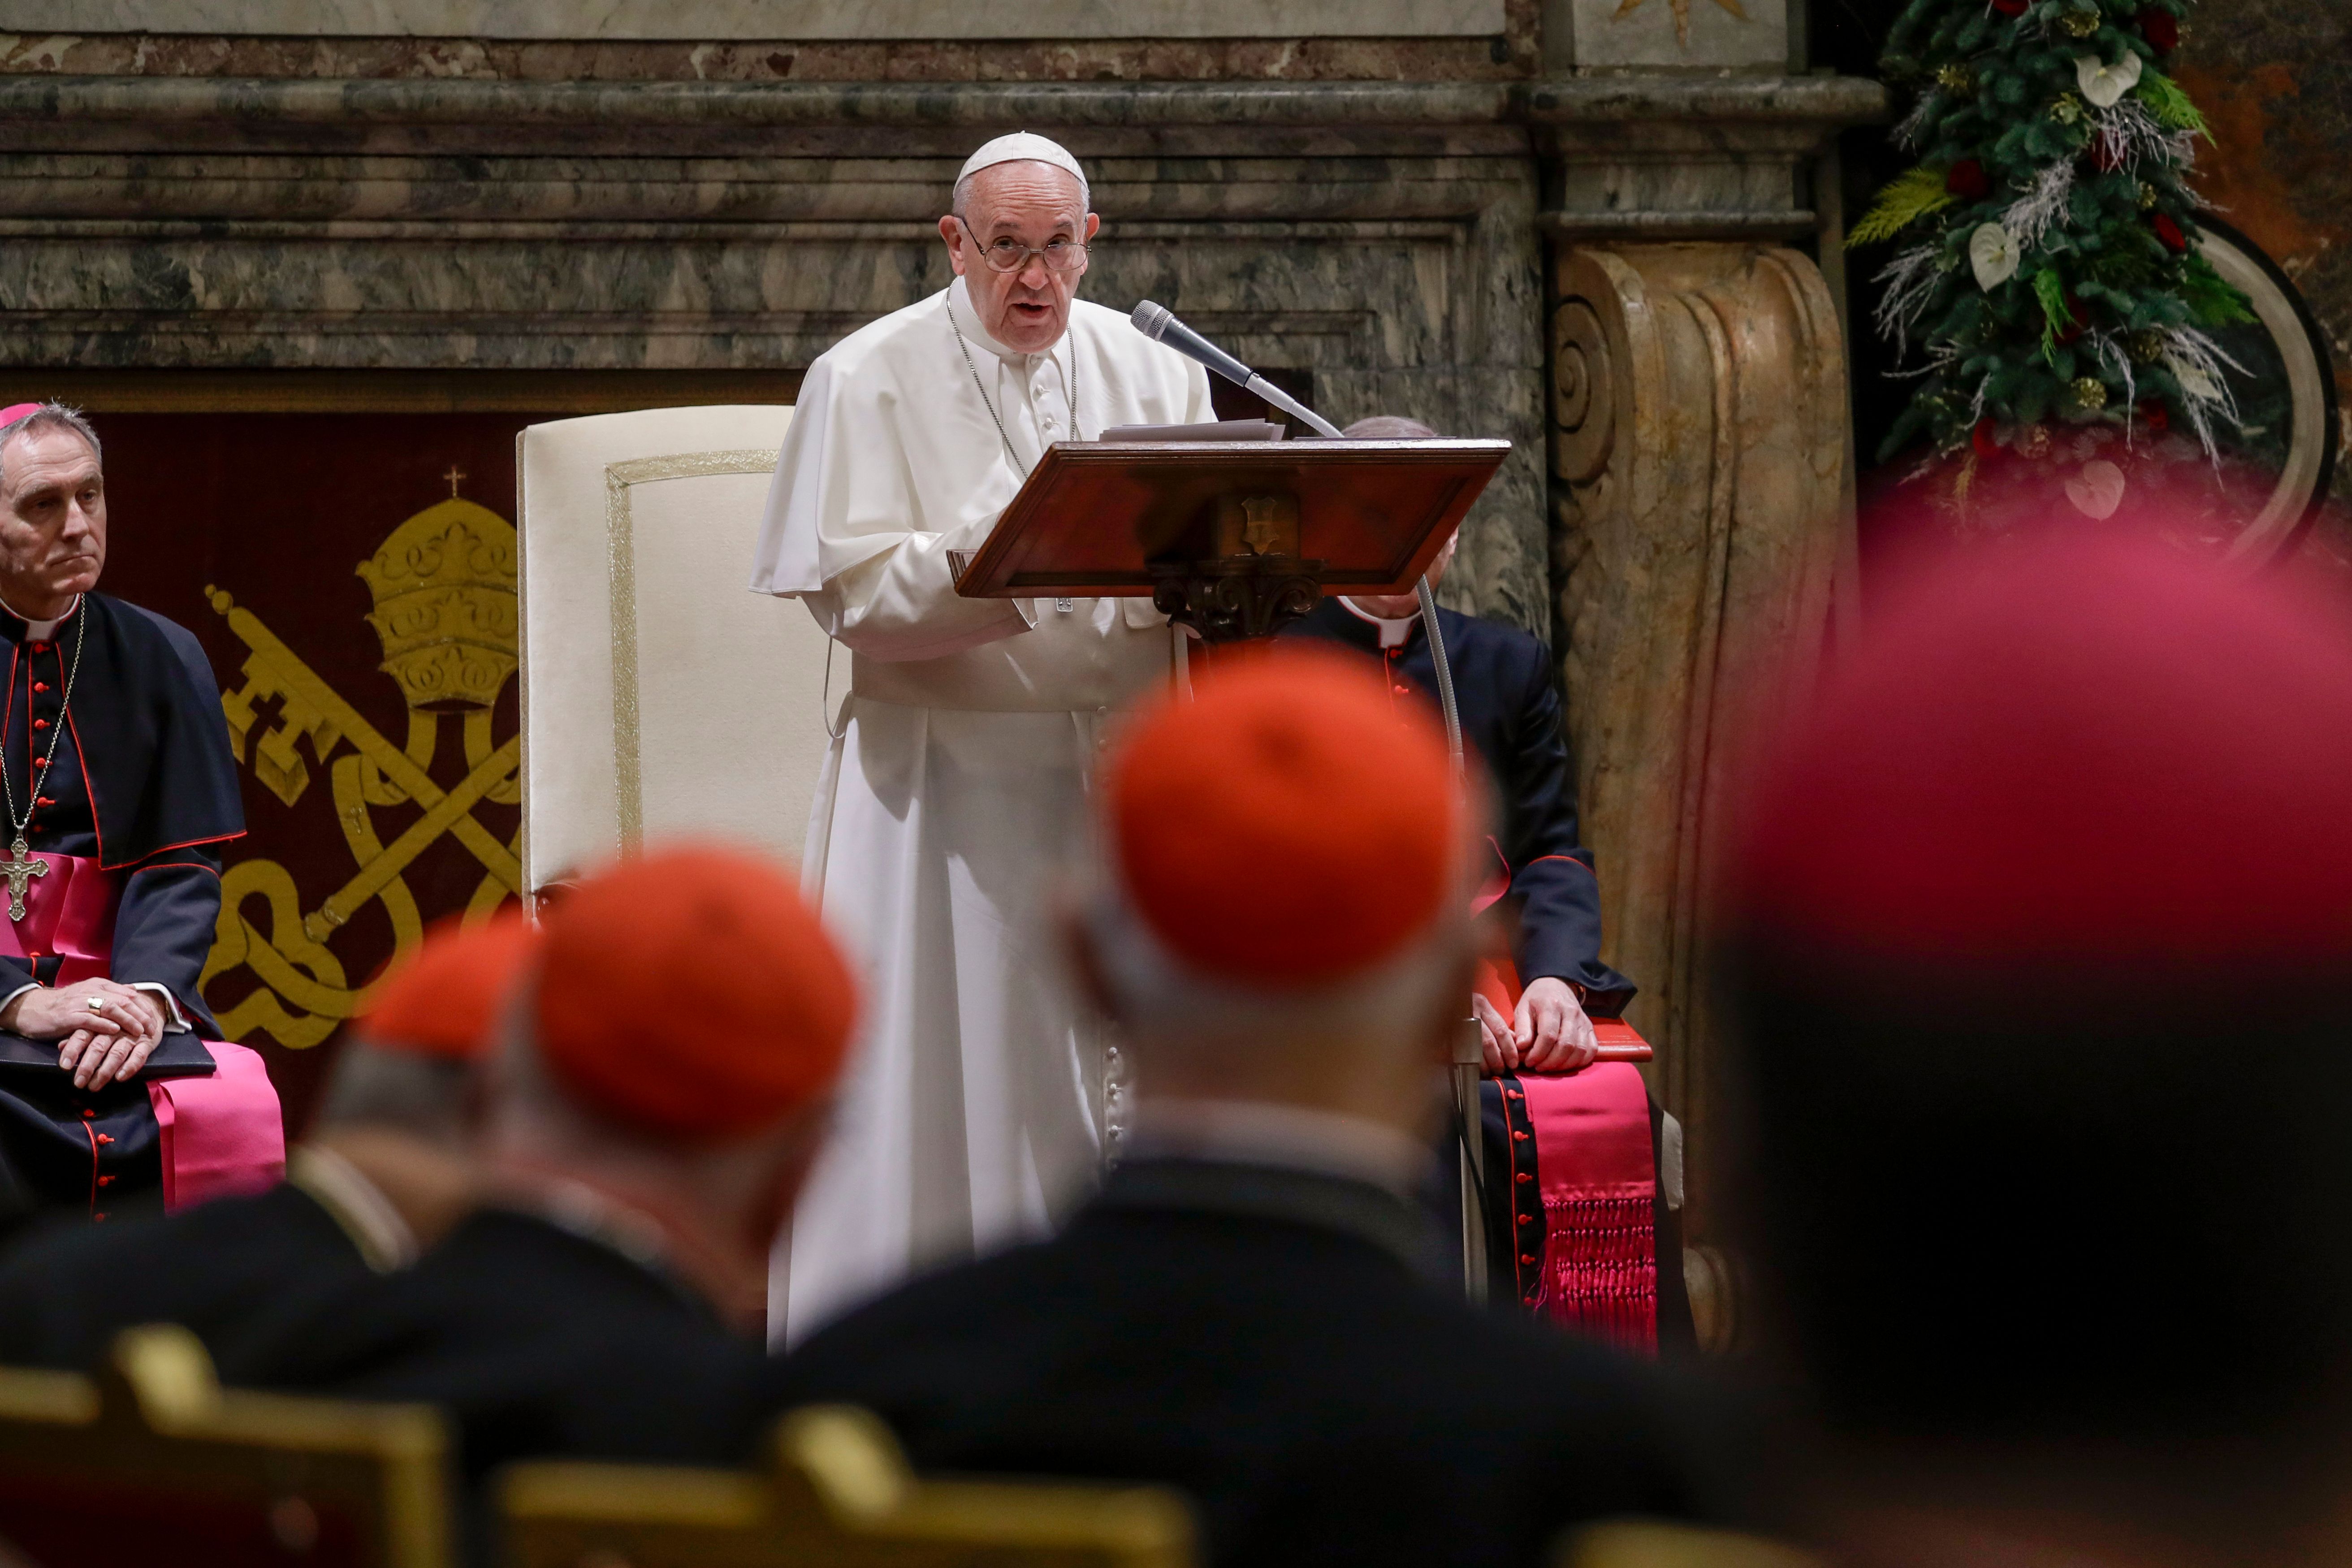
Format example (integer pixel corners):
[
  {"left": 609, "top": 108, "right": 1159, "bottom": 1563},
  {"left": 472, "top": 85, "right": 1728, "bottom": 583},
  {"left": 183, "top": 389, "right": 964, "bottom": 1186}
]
[{"left": 86, "top": 997, "right": 104, "bottom": 1013}]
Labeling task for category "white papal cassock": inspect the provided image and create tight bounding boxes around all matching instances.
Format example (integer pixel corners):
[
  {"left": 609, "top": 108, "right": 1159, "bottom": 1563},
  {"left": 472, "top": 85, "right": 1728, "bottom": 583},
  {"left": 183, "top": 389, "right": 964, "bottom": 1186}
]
[{"left": 751, "top": 275, "right": 1214, "bottom": 1339}]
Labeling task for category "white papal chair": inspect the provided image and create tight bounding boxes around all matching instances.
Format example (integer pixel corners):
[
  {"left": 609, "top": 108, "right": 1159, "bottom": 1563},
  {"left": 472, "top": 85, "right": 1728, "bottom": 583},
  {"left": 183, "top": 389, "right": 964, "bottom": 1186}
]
[{"left": 515, "top": 406, "right": 836, "bottom": 898}]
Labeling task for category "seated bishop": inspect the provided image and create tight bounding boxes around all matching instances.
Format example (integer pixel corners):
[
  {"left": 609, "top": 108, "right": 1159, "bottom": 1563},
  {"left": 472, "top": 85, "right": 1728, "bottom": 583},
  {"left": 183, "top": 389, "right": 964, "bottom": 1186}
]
[
  {"left": 1282, "top": 416, "right": 1690, "bottom": 1351},
  {"left": 0, "top": 402, "right": 280, "bottom": 1230}
]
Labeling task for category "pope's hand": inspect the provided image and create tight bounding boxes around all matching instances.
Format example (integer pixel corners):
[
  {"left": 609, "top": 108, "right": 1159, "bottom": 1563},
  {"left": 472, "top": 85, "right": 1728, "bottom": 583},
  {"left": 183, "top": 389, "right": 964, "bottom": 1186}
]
[
  {"left": 1516, "top": 976, "right": 1597, "bottom": 1073},
  {"left": 2, "top": 980, "right": 167, "bottom": 1088}
]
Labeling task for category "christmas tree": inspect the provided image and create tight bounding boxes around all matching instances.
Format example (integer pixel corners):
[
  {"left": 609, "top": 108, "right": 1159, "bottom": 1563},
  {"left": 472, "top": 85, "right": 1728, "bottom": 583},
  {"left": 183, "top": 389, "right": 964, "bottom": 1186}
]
[{"left": 1854, "top": 0, "right": 2253, "bottom": 484}]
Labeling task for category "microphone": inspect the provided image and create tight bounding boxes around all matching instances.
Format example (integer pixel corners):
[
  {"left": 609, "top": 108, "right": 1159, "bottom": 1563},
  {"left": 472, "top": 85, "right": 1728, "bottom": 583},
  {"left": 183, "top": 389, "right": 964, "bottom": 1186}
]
[{"left": 1129, "top": 301, "right": 1343, "bottom": 438}]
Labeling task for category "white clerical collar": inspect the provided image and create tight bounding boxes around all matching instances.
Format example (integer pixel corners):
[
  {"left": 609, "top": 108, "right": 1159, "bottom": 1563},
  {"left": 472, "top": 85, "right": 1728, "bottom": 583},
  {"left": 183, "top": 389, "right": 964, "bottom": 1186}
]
[
  {"left": 1340, "top": 596, "right": 1419, "bottom": 650},
  {"left": 0, "top": 591, "right": 78, "bottom": 643},
  {"left": 1124, "top": 1098, "right": 1430, "bottom": 1197},
  {"left": 948, "top": 275, "right": 1069, "bottom": 367}
]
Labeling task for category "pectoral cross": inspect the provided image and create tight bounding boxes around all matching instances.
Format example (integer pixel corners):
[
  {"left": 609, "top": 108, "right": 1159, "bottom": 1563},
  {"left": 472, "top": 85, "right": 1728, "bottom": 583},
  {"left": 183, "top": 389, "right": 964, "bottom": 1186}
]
[
  {"left": 444, "top": 465, "right": 466, "bottom": 498},
  {"left": 0, "top": 834, "right": 45, "bottom": 922}
]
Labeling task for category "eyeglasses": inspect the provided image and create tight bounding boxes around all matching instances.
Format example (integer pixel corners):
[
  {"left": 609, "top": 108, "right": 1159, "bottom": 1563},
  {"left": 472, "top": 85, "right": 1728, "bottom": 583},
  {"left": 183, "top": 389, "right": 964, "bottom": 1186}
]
[{"left": 956, "top": 220, "right": 1090, "bottom": 274}]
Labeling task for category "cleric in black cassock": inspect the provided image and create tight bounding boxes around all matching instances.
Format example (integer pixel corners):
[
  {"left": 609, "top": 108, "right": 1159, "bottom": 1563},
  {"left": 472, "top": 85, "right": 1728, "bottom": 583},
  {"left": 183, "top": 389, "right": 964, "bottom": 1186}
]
[
  {"left": 0, "top": 403, "right": 263, "bottom": 1231},
  {"left": 1281, "top": 416, "right": 1690, "bottom": 1344},
  {"left": 1277, "top": 450, "right": 1635, "bottom": 1045}
]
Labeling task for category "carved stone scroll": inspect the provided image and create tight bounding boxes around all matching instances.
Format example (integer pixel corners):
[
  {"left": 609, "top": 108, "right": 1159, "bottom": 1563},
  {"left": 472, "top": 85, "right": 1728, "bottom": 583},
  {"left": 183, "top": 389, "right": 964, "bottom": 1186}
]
[{"left": 1550, "top": 242, "right": 1850, "bottom": 1237}]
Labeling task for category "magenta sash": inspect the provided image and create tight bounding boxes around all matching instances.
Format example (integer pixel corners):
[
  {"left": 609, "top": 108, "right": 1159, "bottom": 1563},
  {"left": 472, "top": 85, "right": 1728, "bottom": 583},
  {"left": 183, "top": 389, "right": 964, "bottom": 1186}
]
[
  {"left": 0, "top": 847, "right": 118, "bottom": 984},
  {"left": 148, "top": 1045, "right": 284, "bottom": 1209},
  {"left": 1520, "top": 1062, "right": 1657, "bottom": 1348},
  {"left": 0, "top": 851, "right": 284, "bottom": 1210}
]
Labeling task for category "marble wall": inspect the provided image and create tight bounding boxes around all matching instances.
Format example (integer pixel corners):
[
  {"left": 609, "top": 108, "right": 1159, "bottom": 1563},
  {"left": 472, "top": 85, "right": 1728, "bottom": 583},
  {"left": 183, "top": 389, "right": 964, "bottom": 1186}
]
[
  {"left": 6, "top": 0, "right": 1507, "bottom": 37},
  {"left": 2171, "top": 0, "right": 2352, "bottom": 505},
  {"left": 0, "top": 0, "right": 1546, "bottom": 82}
]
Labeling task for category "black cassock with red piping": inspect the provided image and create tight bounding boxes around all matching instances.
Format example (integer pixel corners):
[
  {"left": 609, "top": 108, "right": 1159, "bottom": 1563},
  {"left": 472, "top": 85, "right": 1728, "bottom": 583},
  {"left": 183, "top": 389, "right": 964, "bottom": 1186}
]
[{"left": 0, "top": 592, "right": 244, "bottom": 1226}]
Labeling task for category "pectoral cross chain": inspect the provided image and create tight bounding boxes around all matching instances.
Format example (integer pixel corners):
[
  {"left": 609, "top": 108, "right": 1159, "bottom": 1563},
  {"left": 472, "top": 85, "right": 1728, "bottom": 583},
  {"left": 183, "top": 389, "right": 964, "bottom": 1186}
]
[{"left": 0, "top": 834, "right": 46, "bottom": 922}]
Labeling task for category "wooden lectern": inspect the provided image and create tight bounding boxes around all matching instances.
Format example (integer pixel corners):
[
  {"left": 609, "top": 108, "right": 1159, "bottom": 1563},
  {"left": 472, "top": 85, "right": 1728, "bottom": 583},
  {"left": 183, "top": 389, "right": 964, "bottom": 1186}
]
[{"left": 950, "top": 438, "right": 1510, "bottom": 643}]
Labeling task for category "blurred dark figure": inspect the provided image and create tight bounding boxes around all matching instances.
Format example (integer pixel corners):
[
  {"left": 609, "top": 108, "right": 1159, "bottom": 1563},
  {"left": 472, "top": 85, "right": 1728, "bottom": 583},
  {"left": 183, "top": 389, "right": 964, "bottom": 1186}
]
[
  {"left": 1284, "top": 413, "right": 1689, "bottom": 1346},
  {"left": 765, "top": 648, "right": 1727, "bottom": 1568},
  {"left": 221, "top": 846, "right": 857, "bottom": 1497},
  {"left": 1721, "top": 533, "right": 2352, "bottom": 1568},
  {"left": 0, "top": 911, "right": 532, "bottom": 1370}
]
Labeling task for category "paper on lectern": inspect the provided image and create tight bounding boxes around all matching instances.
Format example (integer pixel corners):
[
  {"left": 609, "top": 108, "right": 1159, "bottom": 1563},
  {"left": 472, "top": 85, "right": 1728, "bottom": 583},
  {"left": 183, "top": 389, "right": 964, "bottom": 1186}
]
[{"left": 1096, "top": 419, "right": 1285, "bottom": 442}]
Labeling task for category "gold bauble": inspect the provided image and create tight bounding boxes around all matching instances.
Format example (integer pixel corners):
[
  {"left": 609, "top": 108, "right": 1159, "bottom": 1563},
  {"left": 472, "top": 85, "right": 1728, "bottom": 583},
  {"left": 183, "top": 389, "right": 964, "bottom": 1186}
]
[
  {"left": 2017, "top": 423, "right": 2053, "bottom": 459},
  {"left": 2050, "top": 92, "right": 2084, "bottom": 125},
  {"left": 2136, "top": 180, "right": 2159, "bottom": 209},
  {"left": 2070, "top": 376, "right": 2112, "bottom": 412},
  {"left": 1936, "top": 62, "right": 1976, "bottom": 92},
  {"left": 2058, "top": 8, "right": 2101, "bottom": 36},
  {"left": 2128, "top": 328, "right": 2166, "bottom": 364}
]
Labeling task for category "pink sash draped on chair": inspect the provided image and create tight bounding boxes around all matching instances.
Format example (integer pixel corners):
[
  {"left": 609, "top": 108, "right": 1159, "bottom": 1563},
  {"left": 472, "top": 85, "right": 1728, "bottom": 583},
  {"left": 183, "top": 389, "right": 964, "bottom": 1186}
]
[
  {"left": 0, "top": 850, "right": 283, "bottom": 1209},
  {"left": 1518, "top": 1060, "right": 1656, "bottom": 1347},
  {"left": 1476, "top": 937, "right": 1660, "bottom": 1350}
]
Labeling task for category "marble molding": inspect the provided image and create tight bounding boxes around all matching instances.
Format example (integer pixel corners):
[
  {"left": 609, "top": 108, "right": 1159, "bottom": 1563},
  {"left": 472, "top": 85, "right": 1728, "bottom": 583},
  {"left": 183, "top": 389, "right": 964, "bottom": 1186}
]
[
  {"left": 0, "top": 0, "right": 1509, "bottom": 41},
  {"left": 1550, "top": 242, "right": 1849, "bottom": 1236},
  {"left": 1564, "top": 0, "right": 1792, "bottom": 71},
  {"left": 0, "top": 0, "right": 1547, "bottom": 82},
  {"left": 0, "top": 32, "right": 1541, "bottom": 83}
]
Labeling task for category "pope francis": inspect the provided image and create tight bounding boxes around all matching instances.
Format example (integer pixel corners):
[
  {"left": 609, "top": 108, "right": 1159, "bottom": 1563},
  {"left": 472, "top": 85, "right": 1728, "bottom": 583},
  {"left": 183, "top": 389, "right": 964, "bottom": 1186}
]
[{"left": 751, "top": 132, "right": 1214, "bottom": 1339}]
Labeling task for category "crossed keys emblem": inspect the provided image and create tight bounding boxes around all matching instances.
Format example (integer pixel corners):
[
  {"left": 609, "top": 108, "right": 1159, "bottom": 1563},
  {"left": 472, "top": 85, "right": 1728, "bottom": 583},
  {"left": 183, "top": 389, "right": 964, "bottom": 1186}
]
[{"left": 198, "top": 496, "right": 522, "bottom": 1049}]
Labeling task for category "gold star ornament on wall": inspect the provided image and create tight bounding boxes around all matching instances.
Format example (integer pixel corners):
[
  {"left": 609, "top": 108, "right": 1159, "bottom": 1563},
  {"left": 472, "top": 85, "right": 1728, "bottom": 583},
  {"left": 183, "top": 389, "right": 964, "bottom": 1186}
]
[{"left": 1613, "top": 0, "right": 1749, "bottom": 49}]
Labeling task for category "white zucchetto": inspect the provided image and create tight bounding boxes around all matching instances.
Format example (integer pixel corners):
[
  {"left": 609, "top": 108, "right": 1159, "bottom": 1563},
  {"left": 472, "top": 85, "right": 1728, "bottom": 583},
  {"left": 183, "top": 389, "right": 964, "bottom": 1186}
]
[{"left": 957, "top": 131, "right": 1089, "bottom": 192}]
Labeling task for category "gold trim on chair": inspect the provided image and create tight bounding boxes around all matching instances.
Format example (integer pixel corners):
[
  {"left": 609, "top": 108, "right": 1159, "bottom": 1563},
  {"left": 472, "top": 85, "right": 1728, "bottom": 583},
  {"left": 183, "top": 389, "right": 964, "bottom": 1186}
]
[
  {"left": 601, "top": 448, "right": 782, "bottom": 850},
  {"left": 500, "top": 1403, "right": 1196, "bottom": 1568},
  {"left": 0, "top": 1323, "right": 452, "bottom": 1568}
]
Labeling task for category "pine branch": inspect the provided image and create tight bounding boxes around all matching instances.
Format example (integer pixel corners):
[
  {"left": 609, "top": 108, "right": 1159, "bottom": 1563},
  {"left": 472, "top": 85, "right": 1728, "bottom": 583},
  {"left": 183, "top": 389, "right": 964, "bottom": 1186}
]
[
  {"left": 2135, "top": 73, "right": 2212, "bottom": 142},
  {"left": 2181, "top": 254, "right": 2258, "bottom": 328},
  {"left": 1848, "top": 166, "right": 1959, "bottom": 247},
  {"left": 2032, "top": 269, "right": 2070, "bottom": 364}
]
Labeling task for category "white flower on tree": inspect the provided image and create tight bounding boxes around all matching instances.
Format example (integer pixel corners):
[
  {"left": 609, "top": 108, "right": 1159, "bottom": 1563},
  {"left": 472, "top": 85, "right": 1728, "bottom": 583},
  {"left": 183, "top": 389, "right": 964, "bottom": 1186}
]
[
  {"left": 2075, "top": 51, "right": 2144, "bottom": 109},
  {"left": 2063, "top": 459, "right": 2128, "bottom": 519},
  {"left": 1969, "top": 222, "right": 2021, "bottom": 290}
]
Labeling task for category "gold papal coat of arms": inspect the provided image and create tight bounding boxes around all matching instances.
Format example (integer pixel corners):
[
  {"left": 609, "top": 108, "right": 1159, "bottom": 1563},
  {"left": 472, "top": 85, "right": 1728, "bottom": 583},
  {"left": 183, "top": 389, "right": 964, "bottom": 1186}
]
[{"left": 199, "top": 493, "right": 522, "bottom": 1049}]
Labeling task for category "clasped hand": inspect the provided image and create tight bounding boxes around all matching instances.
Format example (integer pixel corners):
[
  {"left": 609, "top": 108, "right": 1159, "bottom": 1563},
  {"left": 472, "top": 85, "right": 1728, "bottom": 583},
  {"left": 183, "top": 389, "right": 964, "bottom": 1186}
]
[
  {"left": 1, "top": 979, "right": 168, "bottom": 1089},
  {"left": 1472, "top": 975, "right": 1596, "bottom": 1076}
]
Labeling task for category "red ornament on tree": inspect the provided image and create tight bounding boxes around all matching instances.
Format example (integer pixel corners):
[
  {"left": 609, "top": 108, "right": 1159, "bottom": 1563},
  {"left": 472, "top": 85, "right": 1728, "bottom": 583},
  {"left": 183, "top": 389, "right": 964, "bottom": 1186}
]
[
  {"left": 2152, "top": 212, "right": 2188, "bottom": 252},
  {"left": 1945, "top": 158, "right": 1991, "bottom": 200},
  {"left": 1972, "top": 418, "right": 2001, "bottom": 460},
  {"left": 2136, "top": 8, "right": 2179, "bottom": 52},
  {"left": 2088, "top": 135, "right": 2122, "bottom": 173},
  {"left": 2138, "top": 400, "right": 2170, "bottom": 434},
  {"left": 1990, "top": 0, "right": 2028, "bottom": 14}
]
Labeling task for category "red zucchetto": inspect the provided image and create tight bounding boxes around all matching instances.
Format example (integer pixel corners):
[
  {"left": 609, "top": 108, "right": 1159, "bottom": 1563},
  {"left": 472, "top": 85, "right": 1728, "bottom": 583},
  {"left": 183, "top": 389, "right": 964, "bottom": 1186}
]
[
  {"left": 1107, "top": 645, "right": 1464, "bottom": 987},
  {"left": 355, "top": 909, "right": 541, "bottom": 1062},
  {"left": 531, "top": 843, "right": 857, "bottom": 1143},
  {"left": 1731, "top": 531, "right": 2352, "bottom": 972}
]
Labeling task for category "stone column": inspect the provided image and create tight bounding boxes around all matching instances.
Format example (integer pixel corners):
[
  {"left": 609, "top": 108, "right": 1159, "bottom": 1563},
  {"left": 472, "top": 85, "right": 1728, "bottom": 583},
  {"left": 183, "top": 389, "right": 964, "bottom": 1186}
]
[{"left": 1530, "top": 69, "right": 1884, "bottom": 1240}]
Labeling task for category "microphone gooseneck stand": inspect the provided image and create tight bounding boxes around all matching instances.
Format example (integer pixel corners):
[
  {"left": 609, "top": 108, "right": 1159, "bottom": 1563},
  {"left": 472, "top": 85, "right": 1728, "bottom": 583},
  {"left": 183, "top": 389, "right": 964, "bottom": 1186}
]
[{"left": 1129, "top": 301, "right": 1488, "bottom": 1301}]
